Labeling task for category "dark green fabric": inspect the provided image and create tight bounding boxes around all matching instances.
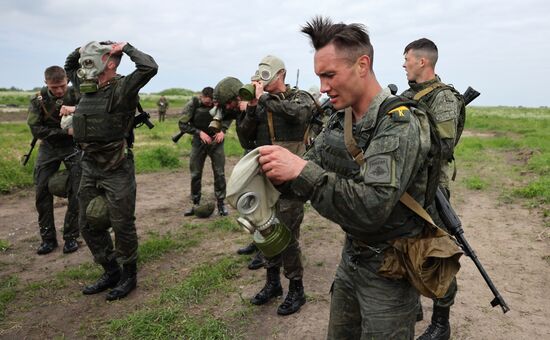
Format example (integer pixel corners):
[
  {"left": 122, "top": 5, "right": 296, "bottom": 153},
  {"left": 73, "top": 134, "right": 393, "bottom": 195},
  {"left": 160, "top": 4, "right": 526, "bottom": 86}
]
[
  {"left": 327, "top": 238, "right": 417, "bottom": 340},
  {"left": 66, "top": 43, "right": 157, "bottom": 266},
  {"left": 189, "top": 138, "right": 226, "bottom": 201},
  {"left": 33, "top": 142, "right": 81, "bottom": 242}
]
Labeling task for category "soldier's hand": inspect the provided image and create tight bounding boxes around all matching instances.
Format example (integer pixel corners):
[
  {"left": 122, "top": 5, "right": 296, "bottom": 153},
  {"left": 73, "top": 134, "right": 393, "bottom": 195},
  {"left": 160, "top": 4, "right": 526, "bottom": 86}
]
[
  {"left": 110, "top": 42, "right": 127, "bottom": 55},
  {"left": 60, "top": 105, "right": 76, "bottom": 116},
  {"left": 258, "top": 145, "right": 307, "bottom": 185},
  {"left": 199, "top": 131, "right": 212, "bottom": 144},
  {"left": 214, "top": 131, "right": 225, "bottom": 144}
]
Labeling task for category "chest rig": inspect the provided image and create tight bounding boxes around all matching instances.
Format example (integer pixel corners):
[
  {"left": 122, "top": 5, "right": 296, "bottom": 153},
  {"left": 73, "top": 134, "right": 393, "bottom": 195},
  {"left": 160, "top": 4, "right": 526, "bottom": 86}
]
[{"left": 72, "top": 79, "right": 133, "bottom": 143}]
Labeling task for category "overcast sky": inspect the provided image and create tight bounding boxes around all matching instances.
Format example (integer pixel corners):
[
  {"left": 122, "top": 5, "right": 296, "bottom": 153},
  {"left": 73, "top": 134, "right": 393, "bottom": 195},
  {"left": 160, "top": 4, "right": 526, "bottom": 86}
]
[{"left": 1, "top": 0, "right": 548, "bottom": 107}]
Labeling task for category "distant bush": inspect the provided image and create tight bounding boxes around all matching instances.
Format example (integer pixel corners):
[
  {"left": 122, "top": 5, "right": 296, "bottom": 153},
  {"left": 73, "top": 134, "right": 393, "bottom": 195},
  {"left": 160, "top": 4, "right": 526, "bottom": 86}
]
[{"left": 156, "top": 88, "right": 196, "bottom": 96}]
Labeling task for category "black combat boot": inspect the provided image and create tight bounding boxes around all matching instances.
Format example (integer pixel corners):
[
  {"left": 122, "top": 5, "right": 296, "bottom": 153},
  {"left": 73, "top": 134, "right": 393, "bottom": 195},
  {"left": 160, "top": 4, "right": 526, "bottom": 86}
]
[
  {"left": 217, "top": 199, "right": 228, "bottom": 216},
  {"left": 277, "top": 279, "right": 306, "bottom": 315},
  {"left": 247, "top": 252, "right": 265, "bottom": 270},
  {"left": 184, "top": 197, "right": 200, "bottom": 216},
  {"left": 417, "top": 306, "right": 451, "bottom": 340},
  {"left": 37, "top": 239, "right": 58, "bottom": 255},
  {"left": 106, "top": 261, "right": 137, "bottom": 301},
  {"left": 63, "top": 239, "right": 79, "bottom": 254},
  {"left": 237, "top": 242, "right": 257, "bottom": 255},
  {"left": 250, "top": 267, "right": 283, "bottom": 305},
  {"left": 82, "top": 260, "right": 121, "bottom": 295}
]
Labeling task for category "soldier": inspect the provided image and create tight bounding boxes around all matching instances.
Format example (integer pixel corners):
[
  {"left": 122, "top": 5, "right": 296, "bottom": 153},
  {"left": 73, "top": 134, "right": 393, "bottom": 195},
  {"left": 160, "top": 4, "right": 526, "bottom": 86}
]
[
  {"left": 157, "top": 95, "right": 169, "bottom": 122},
  {"left": 180, "top": 86, "right": 231, "bottom": 217},
  {"left": 27, "top": 66, "right": 81, "bottom": 255},
  {"left": 402, "top": 38, "right": 465, "bottom": 340},
  {"left": 238, "top": 55, "right": 315, "bottom": 316},
  {"left": 257, "top": 16, "right": 432, "bottom": 338},
  {"left": 64, "top": 41, "right": 158, "bottom": 300}
]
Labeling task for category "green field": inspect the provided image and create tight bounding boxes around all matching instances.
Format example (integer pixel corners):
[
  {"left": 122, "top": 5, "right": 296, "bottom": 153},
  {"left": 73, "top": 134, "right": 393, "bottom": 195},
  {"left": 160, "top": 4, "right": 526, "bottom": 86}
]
[{"left": 0, "top": 91, "right": 548, "bottom": 207}]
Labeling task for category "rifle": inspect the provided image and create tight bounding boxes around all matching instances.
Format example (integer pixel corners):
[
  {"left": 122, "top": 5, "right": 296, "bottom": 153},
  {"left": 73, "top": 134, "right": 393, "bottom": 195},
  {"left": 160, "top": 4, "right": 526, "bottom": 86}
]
[
  {"left": 435, "top": 187, "right": 510, "bottom": 313},
  {"left": 462, "top": 86, "right": 480, "bottom": 106},
  {"left": 21, "top": 137, "right": 38, "bottom": 166},
  {"left": 134, "top": 102, "right": 154, "bottom": 129},
  {"left": 172, "top": 131, "right": 185, "bottom": 143}
]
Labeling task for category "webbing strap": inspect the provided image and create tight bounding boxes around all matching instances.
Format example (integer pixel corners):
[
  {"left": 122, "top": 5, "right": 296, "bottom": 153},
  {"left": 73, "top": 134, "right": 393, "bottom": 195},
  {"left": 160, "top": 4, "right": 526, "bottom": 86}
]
[
  {"left": 413, "top": 82, "right": 445, "bottom": 101},
  {"left": 343, "top": 107, "right": 365, "bottom": 165},
  {"left": 267, "top": 111, "right": 276, "bottom": 144},
  {"left": 342, "top": 105, "right": 443, "bottom": 230}
]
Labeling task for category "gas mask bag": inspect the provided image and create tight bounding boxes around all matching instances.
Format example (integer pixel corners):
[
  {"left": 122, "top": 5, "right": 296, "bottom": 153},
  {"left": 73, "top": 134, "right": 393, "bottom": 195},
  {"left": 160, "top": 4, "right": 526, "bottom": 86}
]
[{"left": 227, "top": 148, "right": 291, "bottom": 257}]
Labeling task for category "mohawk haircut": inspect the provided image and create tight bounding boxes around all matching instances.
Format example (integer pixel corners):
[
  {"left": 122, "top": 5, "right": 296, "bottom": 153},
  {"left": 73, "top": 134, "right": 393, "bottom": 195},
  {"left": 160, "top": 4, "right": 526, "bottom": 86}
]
[
  {"left": 301, "top": 16, "right": 374, "bottom": 68},
  {"left": 404, "top": 38, "right": 439, "bottom": 67}
]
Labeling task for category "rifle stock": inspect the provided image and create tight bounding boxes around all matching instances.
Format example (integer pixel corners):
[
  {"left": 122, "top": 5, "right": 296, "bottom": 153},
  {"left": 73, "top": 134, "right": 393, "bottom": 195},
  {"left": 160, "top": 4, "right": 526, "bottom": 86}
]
[
  {"left": 21, "top": 137, "right": 38, "bottom": 166},
  {"left": 435, "top": 187, "right": 510, "bottom": 313}
]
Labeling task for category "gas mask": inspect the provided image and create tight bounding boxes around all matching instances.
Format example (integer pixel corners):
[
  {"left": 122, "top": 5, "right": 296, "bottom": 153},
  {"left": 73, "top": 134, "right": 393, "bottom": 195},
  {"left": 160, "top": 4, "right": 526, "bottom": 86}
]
[
  {"left": 77, "top": 41, "right": 112, "bottom": 93},
  {"left": 226, "top": 148, "right": 291, "bottom": 257},
  {"left": 208, "top": 106, "right": 223, "bottom": 134}
]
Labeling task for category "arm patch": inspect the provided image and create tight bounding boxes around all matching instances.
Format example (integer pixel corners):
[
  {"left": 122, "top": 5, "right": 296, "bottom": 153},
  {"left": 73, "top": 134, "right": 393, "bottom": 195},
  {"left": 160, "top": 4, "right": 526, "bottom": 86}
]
[
  {"left": 364, "top": 154, "right": 392, "bottom": 184},
  {"left": 388, "top": 105, "right": 410, "bottom": 122}
]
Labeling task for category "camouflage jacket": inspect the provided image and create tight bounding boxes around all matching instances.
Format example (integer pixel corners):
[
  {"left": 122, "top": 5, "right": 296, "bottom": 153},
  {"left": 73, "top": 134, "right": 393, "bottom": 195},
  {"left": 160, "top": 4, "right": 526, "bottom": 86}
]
[
  {"left": 27, "top": 86, "right": 80, "bottom": 147},
  {"left": 178, "top": 96, "right": 233, "bottom": 136},
  {"left": 402, "top": 76, "right": 462, "bottom": 189},
  {"left": 238, "top": 85, "right": 314, "bottom": 154},
  {"left": 65, "top": 44, "right": 158, "bottom": 170},
  {"left": 286, "top": 87, "right": 431, "bottom": 243}
]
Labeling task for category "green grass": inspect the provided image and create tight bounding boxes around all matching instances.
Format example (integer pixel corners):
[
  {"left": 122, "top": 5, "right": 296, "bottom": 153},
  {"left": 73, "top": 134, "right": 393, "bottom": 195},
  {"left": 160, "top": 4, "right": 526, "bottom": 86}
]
[
  {"left": 0, "top": 276, "right": 19, "bottom": 321},
  {"left": 56, "top": 263, "right": 103, "bottom": 282},
  {"left": 0, "top": 240, "right": 10, "bottom": 252},
  {"left": 463, "top": 176, "right": 488, "bottom": 190},
  {"left": 209, "top": 217, "right": 242, "bottom": 232},
  {"left": 138, "top": 231, "right": 198, "bottom": 264},
  {"left": 454, "top": 106, "right": 550, "bottom": 204},
  {"left": 105, "top": 257, "right": 243, "bottom": 339}
]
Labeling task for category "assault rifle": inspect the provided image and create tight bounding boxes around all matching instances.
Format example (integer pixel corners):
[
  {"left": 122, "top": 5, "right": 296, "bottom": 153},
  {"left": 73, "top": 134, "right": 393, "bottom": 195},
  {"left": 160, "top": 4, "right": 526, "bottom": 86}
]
[
  {"left": 462, "top": 86, "right": 480, "bottom": 106},
  {"left": 435, "top": 187, "right": 510, "bottom": 313},
  {"left": 21, "top": 137, "right": 38, "bottom": 166},
  {"left": 171, "top": 130, "right": 185, "bottom": 143},
  {"left": 134, "top": 103, "right": 154, "bottom": 129}
]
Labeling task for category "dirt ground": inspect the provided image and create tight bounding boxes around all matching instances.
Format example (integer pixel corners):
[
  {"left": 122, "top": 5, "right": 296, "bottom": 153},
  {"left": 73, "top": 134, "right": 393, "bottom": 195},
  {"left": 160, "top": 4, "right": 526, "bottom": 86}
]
[{"left": 0, "top": 134, "right": 549, "bottom": 339}]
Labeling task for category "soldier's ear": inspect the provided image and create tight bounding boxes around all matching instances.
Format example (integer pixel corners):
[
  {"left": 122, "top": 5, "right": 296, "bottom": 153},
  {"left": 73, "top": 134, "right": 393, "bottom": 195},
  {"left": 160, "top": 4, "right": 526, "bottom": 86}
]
[{"left": 356, "top": 55, "right": 371, "bottom": 76}]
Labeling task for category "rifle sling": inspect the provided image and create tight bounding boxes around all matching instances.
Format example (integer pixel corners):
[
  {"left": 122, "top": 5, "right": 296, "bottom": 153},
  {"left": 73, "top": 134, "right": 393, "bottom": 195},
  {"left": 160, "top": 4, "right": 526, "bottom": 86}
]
[{"left": 267, "top": 111, "right": 276, "bottom": 144}]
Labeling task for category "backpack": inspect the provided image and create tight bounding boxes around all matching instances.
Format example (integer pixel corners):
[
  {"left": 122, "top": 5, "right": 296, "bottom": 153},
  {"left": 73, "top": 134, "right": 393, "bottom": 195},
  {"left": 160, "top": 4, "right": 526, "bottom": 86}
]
[
  {"left": 412, "top": 83, "right": 466, "bottom": 146},
  {"left": 379, "top": 96, "right": 443, "bottom": 208}
]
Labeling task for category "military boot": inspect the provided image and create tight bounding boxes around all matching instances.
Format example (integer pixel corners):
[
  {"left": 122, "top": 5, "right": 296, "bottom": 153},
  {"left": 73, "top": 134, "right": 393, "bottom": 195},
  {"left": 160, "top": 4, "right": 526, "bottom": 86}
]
[
  {"left": 237, "top": 242, "right": 257, "bottom": 255},
  {"left": 277, "top": 279, "right": 306, "bottom": 315},
  {"left": 106, "top": 261, "right": 137, "bottom": 301},
  {"left": 37, "top": 239, "right": 58, "bottom": 255},
  {"left": 417, "top": 306, "right": 451, "bottom": 340},
  {"left": 250, "top": 267, "right": 283, "bottom": 305},
  {"left": 82, "top": 260, "right": 121, "bottom": 295},
  {"left": 184, "top": 197, "right": 200, "bottom": 216},
  {"left": 217, "top": 199, "right": 228, "bottom": 216},
  {"left": 247, "top": 252, "right": 265, "bottom": 270}
]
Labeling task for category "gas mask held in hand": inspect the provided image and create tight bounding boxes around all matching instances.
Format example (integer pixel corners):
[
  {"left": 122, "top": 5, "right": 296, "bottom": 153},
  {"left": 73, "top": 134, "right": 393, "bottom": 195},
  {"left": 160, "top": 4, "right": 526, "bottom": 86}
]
[
  {"left": 227, "top": 148, "right": 291, "bottom": 258},
  {"left": 208, "top": 106, "right": 223, "bottom": 134},
  {"left": 77, "top": 41, "right": 112, "bottom": 93}
]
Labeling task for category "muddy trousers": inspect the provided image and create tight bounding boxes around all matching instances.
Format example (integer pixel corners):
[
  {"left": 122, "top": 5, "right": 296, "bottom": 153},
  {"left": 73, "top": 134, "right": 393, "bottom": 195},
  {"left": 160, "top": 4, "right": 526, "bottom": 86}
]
[
  {"left": 189, "top": 137, "right": 226, "bottom": 201},
  {"left": 264, "top": 199, "right": 304, "bottom": 280},
  {"left": 327, "top": 239, "right": 418, "bottom": 340},
  {"left": 78, "top": 155, "right": 138, "bottom": 266},
  {"left": 34, "top": 142, "right": 81, "bottom": 242}
]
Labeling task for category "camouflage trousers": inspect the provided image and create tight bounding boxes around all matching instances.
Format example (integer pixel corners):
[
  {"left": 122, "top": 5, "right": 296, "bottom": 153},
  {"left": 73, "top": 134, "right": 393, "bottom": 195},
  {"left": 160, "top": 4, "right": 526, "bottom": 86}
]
[
  {"left": 34, "top": 141, "right": 81, "bottom": 242},
  {"left": 78, "top": 153, "right": 138, "bottom": 266},
  {"left": 189, "top": 136, "right": 226, "bottom": 201},
  {"left": 158, "top": 111, "right": 166, "bottom": 122},
  {"left": 327, "top": 237, "right": 418, "bottom": 340},
  {"left": 264, "top": 199, "right": 304, "bottom": 280}
]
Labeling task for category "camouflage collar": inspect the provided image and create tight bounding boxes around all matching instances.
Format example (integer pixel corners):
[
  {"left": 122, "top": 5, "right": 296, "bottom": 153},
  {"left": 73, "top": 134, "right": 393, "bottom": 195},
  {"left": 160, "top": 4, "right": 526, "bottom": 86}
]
[
  {"left": 359, "top": 87, "right": 392, "bottom": 131},
  {"left": 408, "top": 75, "right": 442, "bottom": 92}
]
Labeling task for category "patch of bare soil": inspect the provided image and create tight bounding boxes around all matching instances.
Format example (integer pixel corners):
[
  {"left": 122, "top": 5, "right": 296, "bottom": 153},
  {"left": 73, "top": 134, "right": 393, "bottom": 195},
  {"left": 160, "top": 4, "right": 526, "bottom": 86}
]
[{"left": 0, "top": 153, "right": 548, "bottom": 339}]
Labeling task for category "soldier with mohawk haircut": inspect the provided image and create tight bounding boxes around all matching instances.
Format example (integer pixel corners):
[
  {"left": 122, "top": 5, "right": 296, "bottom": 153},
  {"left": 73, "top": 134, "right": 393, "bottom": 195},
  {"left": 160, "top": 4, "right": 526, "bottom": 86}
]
[{"left": 256, "top": 16, "right": 433, "bottom": 338}]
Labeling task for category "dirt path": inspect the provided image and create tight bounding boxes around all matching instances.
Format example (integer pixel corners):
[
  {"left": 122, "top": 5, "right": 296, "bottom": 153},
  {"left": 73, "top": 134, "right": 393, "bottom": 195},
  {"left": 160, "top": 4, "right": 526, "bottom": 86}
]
[{"left": 0, "top": 156, "right": 549, "bottom": 339}]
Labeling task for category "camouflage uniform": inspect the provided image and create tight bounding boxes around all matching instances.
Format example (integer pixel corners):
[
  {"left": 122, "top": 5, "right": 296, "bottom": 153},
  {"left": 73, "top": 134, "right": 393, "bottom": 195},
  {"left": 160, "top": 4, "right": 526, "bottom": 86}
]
[
  {"left": 65, "top": 44, "right": 158, "bottom": 266},
  {"left": 28, "top": 87, "right": 81, "bottom": 244},
  {"left": 285, "top": 87, "right": 431, "bottom": 338},
  {"left": 238, "top": 85, "right": 314, "bottom": 280},
  {"left": 157, "top": 96, "right": 169, "bottom": 122},
  {"left": 178, "top": 97, "right": 233, "bottom": 203},
  {"left": 402, "top": 76, "right": 463, "bottom": 309}
]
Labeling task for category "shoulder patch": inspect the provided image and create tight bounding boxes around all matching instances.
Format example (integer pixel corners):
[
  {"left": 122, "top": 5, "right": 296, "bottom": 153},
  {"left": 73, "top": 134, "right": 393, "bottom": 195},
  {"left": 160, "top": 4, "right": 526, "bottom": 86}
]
[
  {"left": 364, "top": 154, "right": 392, "bottom": 184},
  {"left": 388, "top": 105, "right": 410, "bottom": 122}
]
